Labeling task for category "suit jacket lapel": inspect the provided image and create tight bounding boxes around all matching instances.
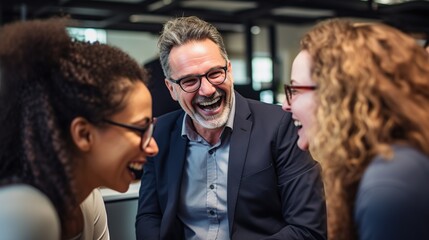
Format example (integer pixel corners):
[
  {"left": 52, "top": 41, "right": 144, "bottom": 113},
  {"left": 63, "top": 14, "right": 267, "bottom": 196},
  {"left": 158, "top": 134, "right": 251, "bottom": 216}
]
[
  {"left": 162, "top": 114, "right": 187, "bottom": 237},
  {"left": 167, "top": 114, "right": 187, "bottom": 207},
  {"left": 227, "top": 92, "right": 252, "bottom": 233}
]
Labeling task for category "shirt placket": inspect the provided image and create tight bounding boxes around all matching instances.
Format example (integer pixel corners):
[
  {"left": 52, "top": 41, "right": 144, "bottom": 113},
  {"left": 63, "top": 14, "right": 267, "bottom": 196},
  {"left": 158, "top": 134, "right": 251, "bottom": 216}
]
[{"left": 206, "top": 147, "right": 219, "bottom": 240}]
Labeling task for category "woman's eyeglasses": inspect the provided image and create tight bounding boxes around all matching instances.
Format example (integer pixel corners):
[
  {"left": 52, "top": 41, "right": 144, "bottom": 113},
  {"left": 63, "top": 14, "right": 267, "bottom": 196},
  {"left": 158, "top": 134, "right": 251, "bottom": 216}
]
[
  {"left": 284, "top": 84, "right": 317, "bottom": 105},
  {"left": 103, "top": 118, "right": 156, "bottom": 150}
]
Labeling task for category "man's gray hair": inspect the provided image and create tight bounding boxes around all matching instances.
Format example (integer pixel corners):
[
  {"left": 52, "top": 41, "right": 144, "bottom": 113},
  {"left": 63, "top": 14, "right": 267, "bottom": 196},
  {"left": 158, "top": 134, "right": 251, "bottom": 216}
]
[{"left": 158, "top": 16, "right": 228, "bottom": 78}]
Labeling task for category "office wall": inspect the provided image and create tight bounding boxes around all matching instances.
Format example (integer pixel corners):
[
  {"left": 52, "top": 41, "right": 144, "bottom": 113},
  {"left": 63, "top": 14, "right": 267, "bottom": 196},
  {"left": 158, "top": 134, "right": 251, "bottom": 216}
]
[
  {"left": 276, "top": 24, "right": 313, "bottom": 91},
  {"left": 105, "top": 24, "right": 312, "bottom": 85},
  {"left": 106, "top": 30, "right": 159, "bottom": 65}
]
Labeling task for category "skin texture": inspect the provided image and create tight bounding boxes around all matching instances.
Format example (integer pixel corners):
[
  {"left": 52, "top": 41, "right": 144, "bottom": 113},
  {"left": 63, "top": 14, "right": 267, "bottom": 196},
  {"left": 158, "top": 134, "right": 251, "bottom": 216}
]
[
  {"left": 282, "top": 50, "right": 316, "bottom": 150},
  {"left": 72, "top": 81, "right": 158, "bottom": 199},
  {"left": 0, "top": 18, "right": 160, "bottom": 239},
  {"left": 165, "top": 39, "right": 234, "bottom": 145},
  {"left": 136, "top": 16, "right": 327, "bottom": 240},
  {"left": 298, "top": 19, "right": 429, "bottom": 240}
]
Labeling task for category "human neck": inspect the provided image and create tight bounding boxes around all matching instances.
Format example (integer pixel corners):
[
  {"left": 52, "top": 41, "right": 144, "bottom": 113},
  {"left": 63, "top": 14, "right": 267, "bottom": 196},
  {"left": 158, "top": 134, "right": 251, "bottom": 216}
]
[
  {"left": 194, "top": 123, "right": 224, "bottom": 145},
  {"left": 62, "top": 206, "right": 84, "bottom": 240},
  {"left": 73, "top": 165, "right": 96, "bottom": 204}
]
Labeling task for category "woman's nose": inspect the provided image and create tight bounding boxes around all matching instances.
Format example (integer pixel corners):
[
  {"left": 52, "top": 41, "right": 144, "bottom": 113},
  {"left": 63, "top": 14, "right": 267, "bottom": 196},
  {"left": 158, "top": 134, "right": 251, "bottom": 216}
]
[
  {"left": 144, "top": 137, "right": 159, "bottom": 157},
  {"left": 282, "top": 99, "right": 291, "bottom": 112}
]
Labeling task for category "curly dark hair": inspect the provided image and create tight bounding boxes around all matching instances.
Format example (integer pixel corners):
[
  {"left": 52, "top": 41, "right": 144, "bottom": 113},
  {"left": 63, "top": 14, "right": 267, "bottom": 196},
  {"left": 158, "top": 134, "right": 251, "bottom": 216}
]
[{"left": 0, "top": 18, "right": 147, "bottom": 223}]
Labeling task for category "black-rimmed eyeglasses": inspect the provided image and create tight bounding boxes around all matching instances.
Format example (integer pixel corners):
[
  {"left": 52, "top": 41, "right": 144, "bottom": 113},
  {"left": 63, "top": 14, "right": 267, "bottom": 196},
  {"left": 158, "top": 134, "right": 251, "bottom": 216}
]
[
  {"left": 103, "top": 118, "right": 155, "bottom": 150},
  {"left": 167, "top": 62, "right": 228, "bottom": 93},
  {"left": 284, "top": 84, "right": 317, "bottom": 105}
]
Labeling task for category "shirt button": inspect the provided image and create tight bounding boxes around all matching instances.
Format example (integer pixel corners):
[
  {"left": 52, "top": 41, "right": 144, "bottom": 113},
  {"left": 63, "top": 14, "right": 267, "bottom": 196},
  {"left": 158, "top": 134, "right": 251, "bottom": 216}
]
[
  {"left": 208, "top": 150, "right": 213, "bottom": 154},
  {"left": 209, "top": 210, "right": 215, "bottom": 215},
  {"left": 209, "top": 184, "right": 214, "bottom": 189}
]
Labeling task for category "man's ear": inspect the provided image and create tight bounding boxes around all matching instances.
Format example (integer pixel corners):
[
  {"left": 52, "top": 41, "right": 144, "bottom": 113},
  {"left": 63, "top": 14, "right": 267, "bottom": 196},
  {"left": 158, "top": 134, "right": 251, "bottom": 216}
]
[
  {"left": 165, "top": 79, "right": 178, "bottom": 101},
  {"left": 227, "top": 61, "right": 234, "bottom": 85},
  {"left": 70, "top": 117, "right": 93, "bottom": 152}
]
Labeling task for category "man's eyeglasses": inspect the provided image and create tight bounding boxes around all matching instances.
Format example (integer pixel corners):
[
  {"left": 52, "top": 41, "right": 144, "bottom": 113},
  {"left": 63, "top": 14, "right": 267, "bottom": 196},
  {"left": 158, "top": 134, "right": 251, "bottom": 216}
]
[
  {"left": 103, "top": 118, "right": 155, "bottom": 150},
  {"left": 284, "top": 84, "right": 317, "bottom": 105},
  {"left": 167, "top": 62, "right": 228, "bottom": 93}
]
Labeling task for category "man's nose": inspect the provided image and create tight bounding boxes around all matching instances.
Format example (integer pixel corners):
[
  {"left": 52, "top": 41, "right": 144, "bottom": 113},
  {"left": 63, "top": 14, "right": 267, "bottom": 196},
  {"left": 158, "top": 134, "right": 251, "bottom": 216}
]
[{"left": 198, "top": 77, "right": 216, "bottom": 96}]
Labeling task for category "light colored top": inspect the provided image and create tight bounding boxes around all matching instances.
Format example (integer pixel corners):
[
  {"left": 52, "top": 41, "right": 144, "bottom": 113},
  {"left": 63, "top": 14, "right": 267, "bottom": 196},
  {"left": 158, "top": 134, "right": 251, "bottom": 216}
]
[
  {"left": 177, "top": 94, "right": 235, "bottom": 240},
  {"left": 77, "top": 188, "right": 110, "bottom": 240},
  {"left": 0, "top": 184, "right": 60, "bottom": 240}
]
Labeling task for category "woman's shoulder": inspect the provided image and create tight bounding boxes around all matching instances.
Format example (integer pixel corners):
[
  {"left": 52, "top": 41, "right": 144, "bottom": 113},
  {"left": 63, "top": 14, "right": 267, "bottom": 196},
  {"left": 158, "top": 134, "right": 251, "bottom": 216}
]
[
  {"left": 356, "top": 145, "right": 429, "bottom": 216},
  {"left": 361, "top": 145, "right": 429, "bottom": 190},
  {"left": 80, "top": 188, "right": 104, "bottom": 210},
  {"left": 0, "top": 184, "right": 60, "bottom": 240},
  {"left": 355, "top": 146, "right": 429, "bottom": 239},
  {"left": 79, "top": 188, "right": 110, "bottom": 240}
]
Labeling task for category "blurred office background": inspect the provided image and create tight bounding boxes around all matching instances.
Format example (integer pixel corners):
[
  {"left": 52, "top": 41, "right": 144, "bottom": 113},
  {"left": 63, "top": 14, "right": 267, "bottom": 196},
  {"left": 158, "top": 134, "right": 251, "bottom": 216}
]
[
  {"left": 2, "top": 0, "right": 429, "bottom": 109},
  {"left": 2, "top": 1, "right": 428, "bottom": 239}
]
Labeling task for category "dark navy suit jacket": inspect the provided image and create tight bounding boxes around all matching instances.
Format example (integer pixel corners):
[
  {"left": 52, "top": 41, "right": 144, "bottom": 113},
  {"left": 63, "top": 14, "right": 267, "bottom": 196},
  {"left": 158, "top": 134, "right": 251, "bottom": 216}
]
[{"left": 136, "top": 92, "right": 327, "bottom": 240}]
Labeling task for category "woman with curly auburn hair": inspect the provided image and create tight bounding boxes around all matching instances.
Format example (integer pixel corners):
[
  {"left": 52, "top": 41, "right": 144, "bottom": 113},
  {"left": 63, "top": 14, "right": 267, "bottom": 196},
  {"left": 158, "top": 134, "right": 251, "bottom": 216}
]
[
  {"left": 0, "top": 18, "right": 158, "bottom": 239},
  {"left": 283, "top": 18, "right": 429, "bottom": 240}
]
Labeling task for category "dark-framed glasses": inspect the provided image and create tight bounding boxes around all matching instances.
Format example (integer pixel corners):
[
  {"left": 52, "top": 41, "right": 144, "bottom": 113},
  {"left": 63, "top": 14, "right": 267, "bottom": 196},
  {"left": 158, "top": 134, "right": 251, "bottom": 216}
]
[
  {"left": 284, "top": 84, "right": 318, "bottom": 105},
  {"left": 167, "top": 61, "right": 228, "bottom": 93},
  {"left": 103, "top": 117, "right": 156, "bottom": 150}
]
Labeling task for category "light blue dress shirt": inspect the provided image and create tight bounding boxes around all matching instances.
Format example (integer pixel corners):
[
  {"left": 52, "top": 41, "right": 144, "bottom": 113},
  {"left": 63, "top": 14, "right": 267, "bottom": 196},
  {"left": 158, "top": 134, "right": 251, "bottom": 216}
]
[{"left": 177, "top": 95, "right": 236, "bottom": 240}]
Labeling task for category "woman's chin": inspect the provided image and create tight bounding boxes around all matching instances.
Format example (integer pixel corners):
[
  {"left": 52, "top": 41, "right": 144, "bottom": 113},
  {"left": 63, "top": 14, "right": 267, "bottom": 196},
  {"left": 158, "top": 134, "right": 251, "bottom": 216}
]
[{"left": 297, "top": 138, "right": 309, "bottom": 151}]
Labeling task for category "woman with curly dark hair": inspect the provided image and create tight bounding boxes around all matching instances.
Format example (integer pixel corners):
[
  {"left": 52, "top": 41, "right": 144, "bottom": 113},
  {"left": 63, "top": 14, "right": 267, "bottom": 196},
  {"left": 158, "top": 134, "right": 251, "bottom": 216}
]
[
  {"left": 283, "top": 19, "right": 429, "bottom": 240},
  {"left": 0, "top": 18, "right": 158, "bottom": 239}
]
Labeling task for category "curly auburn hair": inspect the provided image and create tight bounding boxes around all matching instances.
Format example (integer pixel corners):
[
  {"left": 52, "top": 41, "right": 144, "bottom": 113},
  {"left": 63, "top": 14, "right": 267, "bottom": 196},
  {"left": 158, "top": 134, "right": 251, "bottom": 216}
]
[
  {"left": 301, "top": 19, "right": 429, "bottom": 240},
  {"left": 0, "top": 18, "right": 147, "bottom": 223}
]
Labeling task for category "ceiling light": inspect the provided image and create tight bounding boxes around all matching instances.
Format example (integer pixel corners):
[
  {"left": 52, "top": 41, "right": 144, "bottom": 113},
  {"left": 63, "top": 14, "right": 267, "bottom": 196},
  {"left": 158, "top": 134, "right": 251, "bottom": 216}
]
[
  {"left": 129, "top": 14, "right": 171, "bottom": 23},
  {"left": 360, "top": 0, "right": 414, "bottom": 4},
  {"left": 180, "top": 1, "right": 257, "bottom": 12},
  {"left": 272, "top": 7, "right": 335, "bottom": 18}
]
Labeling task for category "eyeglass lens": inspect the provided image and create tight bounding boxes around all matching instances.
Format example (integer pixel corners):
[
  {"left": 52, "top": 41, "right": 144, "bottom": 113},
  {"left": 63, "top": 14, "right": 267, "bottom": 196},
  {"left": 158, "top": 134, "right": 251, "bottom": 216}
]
[
  {"left": 141, "top": 123, "right": 154, "bottom": 150},
  {"left": 180, "top": 67, "right": 227, "bottom": 93},
  {"left": 284, "top": 85, "right": 292, "bottom": 105},
  {"left": 284, "top": 85, "right": 317, "bottom": 105}
]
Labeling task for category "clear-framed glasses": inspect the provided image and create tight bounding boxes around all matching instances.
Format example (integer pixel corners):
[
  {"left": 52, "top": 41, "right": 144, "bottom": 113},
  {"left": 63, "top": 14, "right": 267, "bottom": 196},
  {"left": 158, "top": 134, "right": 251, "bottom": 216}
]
[
  {"left": 284, "top": 84, "right": 317, "bottom": 105},
  {"left": 103, "top": 117, "right": 156, "bottom": 150},
  {"left": 167, "top": 61, "right": 228, "bottom": 93}
]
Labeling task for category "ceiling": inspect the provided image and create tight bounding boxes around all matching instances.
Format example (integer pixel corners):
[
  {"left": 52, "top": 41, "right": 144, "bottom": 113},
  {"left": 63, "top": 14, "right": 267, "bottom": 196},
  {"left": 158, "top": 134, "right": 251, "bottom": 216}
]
[{"left": 1, "top": 0, "right": 429, "bottom": 36}]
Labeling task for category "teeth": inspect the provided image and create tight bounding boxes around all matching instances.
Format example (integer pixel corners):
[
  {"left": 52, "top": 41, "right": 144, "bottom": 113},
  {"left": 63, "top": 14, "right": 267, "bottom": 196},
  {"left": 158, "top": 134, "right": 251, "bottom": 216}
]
[
  {"left": 199, "top": 97, "right": 220, "bottom": 106},
  {"left": 294, "top": 120, "right": 302, "bottom": 128},
  {"left": 128, "top": 162, "right": 143, "bottom": 171}
]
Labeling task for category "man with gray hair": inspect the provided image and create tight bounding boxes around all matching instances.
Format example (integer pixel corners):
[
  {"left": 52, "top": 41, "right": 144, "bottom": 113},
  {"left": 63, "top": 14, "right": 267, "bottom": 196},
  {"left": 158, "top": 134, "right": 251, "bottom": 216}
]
[{"left": 136, "top": 16, "right": 327, "bottom": 240}]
